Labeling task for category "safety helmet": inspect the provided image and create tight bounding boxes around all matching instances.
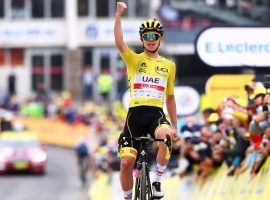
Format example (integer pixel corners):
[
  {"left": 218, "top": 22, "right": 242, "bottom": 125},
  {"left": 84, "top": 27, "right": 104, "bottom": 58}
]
[{"left": 139, "top": 19, "right": 164, "bottom": 36}]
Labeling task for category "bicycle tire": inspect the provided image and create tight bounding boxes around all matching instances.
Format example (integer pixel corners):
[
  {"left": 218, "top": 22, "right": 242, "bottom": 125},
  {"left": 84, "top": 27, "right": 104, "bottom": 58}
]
[
  {"left": 146, "top": 167, "right": 152, "bottom": 199},
  {"left": 134, "top": 173, "right": 140, "bottom": 199},
  {"left": 140, "top": 162, "right": 147, "bottom": 200}
]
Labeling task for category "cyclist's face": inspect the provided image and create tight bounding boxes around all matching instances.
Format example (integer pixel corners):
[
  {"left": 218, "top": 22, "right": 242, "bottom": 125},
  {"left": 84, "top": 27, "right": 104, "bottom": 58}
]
[{"left": 142, "top": 32, "right": 162, "bottom": 51}]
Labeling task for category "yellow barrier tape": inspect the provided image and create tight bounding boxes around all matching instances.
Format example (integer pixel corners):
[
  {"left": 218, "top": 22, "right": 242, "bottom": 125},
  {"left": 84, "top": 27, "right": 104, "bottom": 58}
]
[
  {"left": 88, "top": 158, "right": 270, "bottom": 200},
  {"left": 18, "top": 117, "right": 88, "bottom": 148},
  {"left": 88, "top": 173, "right": 112, "bottom": 200}
]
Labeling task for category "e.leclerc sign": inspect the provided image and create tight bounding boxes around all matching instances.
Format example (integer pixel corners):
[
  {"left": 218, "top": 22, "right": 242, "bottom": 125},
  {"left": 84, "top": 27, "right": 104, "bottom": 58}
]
[{"left": 195, "top": 27, "right": 270, "bottom": 67}]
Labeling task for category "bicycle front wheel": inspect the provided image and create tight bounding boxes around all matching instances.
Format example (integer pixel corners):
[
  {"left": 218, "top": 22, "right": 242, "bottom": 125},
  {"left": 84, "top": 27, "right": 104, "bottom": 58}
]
[{"left": 140, "top": 162, "right": 147, "bottom": 200}]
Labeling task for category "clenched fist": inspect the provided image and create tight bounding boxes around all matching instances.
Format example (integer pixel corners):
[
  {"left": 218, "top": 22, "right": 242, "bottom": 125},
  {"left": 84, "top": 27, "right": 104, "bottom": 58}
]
[{"left": 116, "top": 2, "right": 127, "bottom": 16}]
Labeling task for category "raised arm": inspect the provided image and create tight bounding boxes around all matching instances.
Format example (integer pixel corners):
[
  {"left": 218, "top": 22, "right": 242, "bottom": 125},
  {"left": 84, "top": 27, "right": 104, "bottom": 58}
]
[{"left": 114, "top": 2, "right": 127, "bottom": 53}]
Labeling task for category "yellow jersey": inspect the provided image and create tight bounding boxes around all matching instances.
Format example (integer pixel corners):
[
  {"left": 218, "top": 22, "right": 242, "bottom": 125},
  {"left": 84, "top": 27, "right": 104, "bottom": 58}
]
[{"left": 120, "top": 46, "right": 176, "bottom": 108}]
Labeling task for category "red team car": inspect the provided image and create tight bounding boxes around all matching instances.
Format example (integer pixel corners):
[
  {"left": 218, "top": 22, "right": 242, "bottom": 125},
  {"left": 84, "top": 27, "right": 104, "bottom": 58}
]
[{"left": 0, "top": 132, "right": 47, "bottom": 174}]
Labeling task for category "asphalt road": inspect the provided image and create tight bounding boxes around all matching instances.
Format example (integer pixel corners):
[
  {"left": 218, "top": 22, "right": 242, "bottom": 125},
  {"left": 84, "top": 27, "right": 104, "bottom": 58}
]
[{"left": 0, "top": 147, "right": 89, "bottom": 200}]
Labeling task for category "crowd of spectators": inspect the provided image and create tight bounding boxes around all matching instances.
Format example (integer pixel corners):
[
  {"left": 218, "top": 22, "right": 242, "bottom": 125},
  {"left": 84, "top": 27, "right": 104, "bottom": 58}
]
[
  {"left": 0, "top": 89, "right": 124, "bottom": 179},
  {"left": 76, "top": 79, "right": 270, "bottom": 186},
  {"left": 1, "top": 79, "right": 270, "bottom": 185},
  {"left": 174, "top": 81, "right": 270, "bottom": 184}
]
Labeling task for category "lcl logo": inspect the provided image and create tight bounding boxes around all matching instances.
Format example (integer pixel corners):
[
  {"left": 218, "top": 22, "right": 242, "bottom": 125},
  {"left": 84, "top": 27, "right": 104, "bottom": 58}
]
[{"left": 155, "top": 66, "right": 168, "bottom": 75}]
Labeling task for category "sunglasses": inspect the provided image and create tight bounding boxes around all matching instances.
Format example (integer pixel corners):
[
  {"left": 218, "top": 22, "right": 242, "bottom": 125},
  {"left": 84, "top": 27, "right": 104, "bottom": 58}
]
[{"left": 142, "top": 33, "right": 161, "bottom": 41}]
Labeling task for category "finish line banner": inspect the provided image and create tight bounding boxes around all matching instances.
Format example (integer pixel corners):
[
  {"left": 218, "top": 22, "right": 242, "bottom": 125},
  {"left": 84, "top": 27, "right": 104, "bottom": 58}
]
[{"left": 195, "top": 27, "right": 270, "bottom": 67}]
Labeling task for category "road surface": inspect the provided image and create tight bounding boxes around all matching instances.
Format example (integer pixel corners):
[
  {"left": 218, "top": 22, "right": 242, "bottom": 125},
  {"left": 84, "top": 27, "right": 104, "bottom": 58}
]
[{"left": 0, "top": 147, "right": 89, "bottom": 200}]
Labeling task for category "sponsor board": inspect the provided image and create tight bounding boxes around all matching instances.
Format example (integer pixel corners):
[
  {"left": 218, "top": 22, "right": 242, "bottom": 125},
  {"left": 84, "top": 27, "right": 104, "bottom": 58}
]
[
  {"left": 206, "top": 74, "right": 255, "bottom": 108},
  {"left": 80, "top": 19, "right": 141, "bottom": 45},
  {"left": 0, "top": 21, "right": 66, "bottom": 47},
  {"left": 196, "top": 27, "right": 270, "bottom": 67}
]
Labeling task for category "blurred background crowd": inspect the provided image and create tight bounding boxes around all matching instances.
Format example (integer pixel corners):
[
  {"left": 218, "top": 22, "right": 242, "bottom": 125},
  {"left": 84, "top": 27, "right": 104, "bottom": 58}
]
[
  {"left": 1, "top": 76, "right": 270, "bottom": 190},
  {"left": 0, "top": 0, "right": 270, "bottom": 199}
]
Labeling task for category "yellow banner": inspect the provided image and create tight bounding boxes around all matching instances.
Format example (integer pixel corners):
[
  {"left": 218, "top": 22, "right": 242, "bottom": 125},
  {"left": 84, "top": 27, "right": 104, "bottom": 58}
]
[
  {"left": 206, "top": 74, "right": 255, "bottom": 108},
  {"left": 18, "top": 118, "right": 88, "bottom": 148}
]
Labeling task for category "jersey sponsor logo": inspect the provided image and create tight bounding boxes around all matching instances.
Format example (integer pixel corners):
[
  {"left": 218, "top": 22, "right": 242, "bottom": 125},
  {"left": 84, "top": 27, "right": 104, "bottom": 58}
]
[
  {"left": 133, "top": 74, "right": 167, "bottom": 99},
  {"left": 134, "top": 83, "right": 165, "bottom": 91},
  {"left": 133, "top": 88, "right": 163, "bottom": 99},
  {"left": 142, "top": 76, "right": 160, "bottom": 84},
  {"left": 134, "top": 74, "right": 167, "bottom": 87},
  {"left": 139, "top": 62, "right": 147, "bottom": 73},
  {"left": 130, "top": 149, "right": 137, "bottom": 155},
  {"left": 155, "top": 66, "right": 169, "bottom": 76}
]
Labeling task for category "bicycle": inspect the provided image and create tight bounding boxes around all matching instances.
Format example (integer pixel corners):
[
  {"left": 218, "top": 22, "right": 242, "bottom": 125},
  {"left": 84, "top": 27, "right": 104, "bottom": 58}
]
[
  {"left": 122, "top": 134, "right": 172, "bottom": 200},
  {"left": 78, "top": 155, "right": 89, "bottom": 186}
]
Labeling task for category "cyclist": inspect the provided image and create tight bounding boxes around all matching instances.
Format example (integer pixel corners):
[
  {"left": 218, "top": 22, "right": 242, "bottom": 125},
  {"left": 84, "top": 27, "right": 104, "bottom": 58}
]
[
  {"left": 74, "top": 137, "right": 90, "bottom": 186},
  {"left": 114, "top": 2, "right": 179, "bottom": 199}
]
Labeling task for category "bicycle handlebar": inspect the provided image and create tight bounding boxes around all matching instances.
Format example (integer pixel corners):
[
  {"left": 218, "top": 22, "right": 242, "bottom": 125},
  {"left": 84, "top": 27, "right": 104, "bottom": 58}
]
[{"left": 123, "top": 134, "right": 172, "bottom": 149}]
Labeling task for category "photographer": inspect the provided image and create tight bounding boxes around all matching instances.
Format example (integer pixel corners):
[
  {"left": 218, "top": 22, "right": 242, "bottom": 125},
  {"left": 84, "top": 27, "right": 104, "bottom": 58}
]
[
  {"left": 249, "top": 90, "right": 269, "bottom": 136},
  {"left": 178, "top": 126, "right": 213, "bottom": 179}
]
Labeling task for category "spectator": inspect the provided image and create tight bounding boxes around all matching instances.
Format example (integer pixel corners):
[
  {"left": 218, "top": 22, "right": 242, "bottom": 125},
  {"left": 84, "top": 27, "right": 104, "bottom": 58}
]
[
  {"left": 116, "top": 68, "right": 127, "bottom": 100},
  {"left": 214, "top": 119, "right": 250, "bottom": 175},
  {"left": 8, "top": 73, "right": 16, "bottom": 97},
  {"left": 97, "top": 70, "right": 113, "bottom": 103},
  {"left": 244, "top": 81, "right": 255, "bottom": 104},
  {"left": 82, "top": 67, "right": 93, "bottom": 101},
  {"left": 236, "top": 134, "right": 266, "bottom": 182},
  {"left": 0, "top": 112, "right": 13, "bottom": 132},
  {"left": 6, "top": 94, "right": 20, "bottom": 113},
  {"left": 249, "top": 91, "right": 268, "bottom": 136},
  {"left": 202, "top": 108, "right": 216, "bottom": 124},
  {"left": 36, "top": 82, "right": 49, "bottom": 104}
]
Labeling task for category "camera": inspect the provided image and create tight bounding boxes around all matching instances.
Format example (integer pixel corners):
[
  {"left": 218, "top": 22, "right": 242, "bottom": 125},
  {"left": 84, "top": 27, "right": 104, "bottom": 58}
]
[
  {"left": 263, "top": 104, "right": 269, "bottom": 112},
  {"left": 264, "top": 82, "right": 270, "bottom": 90},
  {"left": 190, "top": 136, "right": 201, "bottom": 144},
  {"left": 262, "top": 104, "right": 270, "bottom": 120}
]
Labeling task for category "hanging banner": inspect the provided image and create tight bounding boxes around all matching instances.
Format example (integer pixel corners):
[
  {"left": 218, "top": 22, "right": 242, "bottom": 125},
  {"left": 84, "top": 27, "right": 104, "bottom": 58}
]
[
  {"left": 79, "top": 19, "right": 141, "bottom": 46},
  {"left": 196, "top": 27, "right": 270, "bottom": 67},
  {"left": 0, "top": 21, "right": 66, "bottom": 47}
]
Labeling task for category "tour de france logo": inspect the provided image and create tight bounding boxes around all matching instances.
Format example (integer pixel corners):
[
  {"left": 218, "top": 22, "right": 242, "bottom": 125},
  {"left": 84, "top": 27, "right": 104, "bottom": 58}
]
[
  {"left": 155, "top": 66, "right": 169, "bottom": 76},
  {"left": 139, "top": 62, "right": 147, "bottom": 73}
]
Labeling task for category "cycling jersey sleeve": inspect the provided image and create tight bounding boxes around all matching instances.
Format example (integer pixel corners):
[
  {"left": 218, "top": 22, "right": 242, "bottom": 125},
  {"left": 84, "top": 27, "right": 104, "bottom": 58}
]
[
  {"left": 120, "top": 46, "right": 137, "bottom": 69},
  {"left": 166, "top": 62, "right": 176, "bottom": 95}
]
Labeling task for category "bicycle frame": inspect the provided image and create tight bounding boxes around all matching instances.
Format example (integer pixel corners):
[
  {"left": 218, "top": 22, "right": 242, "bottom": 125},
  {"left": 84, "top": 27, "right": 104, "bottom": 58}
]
[
  {"left": 122, "top": 135, "right": 171, "bottom": 200},
  {"left": 135, "top": 138, "right": 152, "bottom": 200}
]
